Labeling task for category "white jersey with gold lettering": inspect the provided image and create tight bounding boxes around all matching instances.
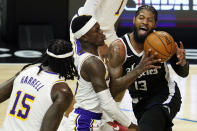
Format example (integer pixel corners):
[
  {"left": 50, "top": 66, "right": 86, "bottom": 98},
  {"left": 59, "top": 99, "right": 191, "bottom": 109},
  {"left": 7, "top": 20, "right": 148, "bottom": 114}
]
[{"left": 0, "top": 65, "right": 66, "bottom": 131}]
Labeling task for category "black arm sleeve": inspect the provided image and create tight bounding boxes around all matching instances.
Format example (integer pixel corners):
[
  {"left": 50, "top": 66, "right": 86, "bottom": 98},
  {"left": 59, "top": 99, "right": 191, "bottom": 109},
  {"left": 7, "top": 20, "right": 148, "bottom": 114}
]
[{"left": 169, "top": 54, "right": 189, "bottom": 77}]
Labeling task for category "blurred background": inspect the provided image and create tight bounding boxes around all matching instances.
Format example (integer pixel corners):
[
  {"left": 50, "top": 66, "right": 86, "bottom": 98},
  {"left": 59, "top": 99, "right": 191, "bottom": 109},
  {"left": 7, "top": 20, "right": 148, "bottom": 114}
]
[
  {"left": 0, "top": 1, "right": 197, "bottom": 131},
  {"left": 0, "top": 0, "right": 197, "bottom": 63}
]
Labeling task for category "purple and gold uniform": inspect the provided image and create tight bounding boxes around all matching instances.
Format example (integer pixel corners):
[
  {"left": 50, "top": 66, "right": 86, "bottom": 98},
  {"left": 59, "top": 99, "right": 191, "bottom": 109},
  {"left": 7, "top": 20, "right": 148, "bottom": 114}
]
[
  {"left": 0, "top": 65, "right": 67, "bottom": 131},
  {"left": 65, "top": 52, "right": 115, "bottom": 131}
]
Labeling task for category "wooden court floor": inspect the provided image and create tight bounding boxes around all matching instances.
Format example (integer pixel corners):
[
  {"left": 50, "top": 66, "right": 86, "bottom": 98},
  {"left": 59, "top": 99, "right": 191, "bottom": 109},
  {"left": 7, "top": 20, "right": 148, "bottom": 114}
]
[{"left": 0, "top": 64, "right": 197, "bottom": 131}]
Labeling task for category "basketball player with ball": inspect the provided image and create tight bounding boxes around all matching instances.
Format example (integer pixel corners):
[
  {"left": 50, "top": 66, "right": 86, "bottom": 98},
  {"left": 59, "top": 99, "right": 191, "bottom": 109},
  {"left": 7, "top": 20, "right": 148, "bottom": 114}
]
[{"left": 108, "top": 5, "right": 189, "bottom": 131}]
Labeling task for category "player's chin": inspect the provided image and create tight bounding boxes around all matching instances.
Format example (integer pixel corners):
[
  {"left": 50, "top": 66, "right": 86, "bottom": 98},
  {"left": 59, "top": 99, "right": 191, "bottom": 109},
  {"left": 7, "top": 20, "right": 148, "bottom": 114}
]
[
  {"left": 137, "top": 33, "right": 147, "bottom": 40},
  {"left": 139, "top": 34, "right": 147, "bottom": 39},
  {"left": 138, "top": 35, "right": 147, "bottom": 43}
]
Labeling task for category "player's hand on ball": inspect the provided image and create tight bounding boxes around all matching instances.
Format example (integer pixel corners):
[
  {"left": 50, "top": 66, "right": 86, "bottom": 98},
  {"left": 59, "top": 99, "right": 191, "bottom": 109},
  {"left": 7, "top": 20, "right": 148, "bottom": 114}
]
[{"left": 135, "top": 49, "right": 161, "bottom": 74}]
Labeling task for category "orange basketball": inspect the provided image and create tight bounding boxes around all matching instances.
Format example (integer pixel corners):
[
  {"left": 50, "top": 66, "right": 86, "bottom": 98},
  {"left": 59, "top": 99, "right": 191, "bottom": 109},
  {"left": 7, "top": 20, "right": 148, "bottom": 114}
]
[{"left": 144, "top": 31, "right": 176, "bottom": 62}]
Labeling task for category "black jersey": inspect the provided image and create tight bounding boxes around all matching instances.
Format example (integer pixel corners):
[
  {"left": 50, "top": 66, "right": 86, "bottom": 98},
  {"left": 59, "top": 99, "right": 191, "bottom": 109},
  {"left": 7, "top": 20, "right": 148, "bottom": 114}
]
[{"left": 120, "top": 34, "right": 180, "bottom": 112}]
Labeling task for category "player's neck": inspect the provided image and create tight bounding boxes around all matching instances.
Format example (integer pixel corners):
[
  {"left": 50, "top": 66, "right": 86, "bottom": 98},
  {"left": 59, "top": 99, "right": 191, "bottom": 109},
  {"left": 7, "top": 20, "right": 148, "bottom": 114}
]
[
  {"left": 129, "top": 33, "right": 144, "bottom": 53},
  {"left": 81, "top": 46, "right": 99, "bottom": 56}
]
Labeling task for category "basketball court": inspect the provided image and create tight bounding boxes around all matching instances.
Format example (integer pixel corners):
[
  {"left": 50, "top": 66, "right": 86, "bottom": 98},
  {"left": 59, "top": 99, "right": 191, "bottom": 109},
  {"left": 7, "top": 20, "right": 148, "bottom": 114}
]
[{"left": 0, "top": 63, "right": 197, "bottom": 131}]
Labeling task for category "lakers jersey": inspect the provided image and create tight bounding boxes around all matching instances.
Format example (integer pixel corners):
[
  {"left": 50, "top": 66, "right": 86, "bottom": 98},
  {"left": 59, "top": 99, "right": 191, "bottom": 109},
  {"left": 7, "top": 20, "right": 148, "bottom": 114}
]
[
  {"left": 120, "top": 34, "right": 178, "bottom": 111},
  {"left": 74, "top": 52, "right": 109, "bottom": 113},
  {"left": 1, "top": 65, "right": 65, "bottom": 131}
]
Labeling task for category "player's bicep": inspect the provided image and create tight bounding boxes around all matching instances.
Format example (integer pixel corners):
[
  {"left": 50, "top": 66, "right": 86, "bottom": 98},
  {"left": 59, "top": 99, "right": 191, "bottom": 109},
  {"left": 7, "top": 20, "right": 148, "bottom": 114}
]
[
  {"left": 108, "top": 39, "right": 126, "bottom": 67},
  {"left": 82, "top": 57, "right": 108, "bottom": 93},
  {"left": 51, "top": 82, "right": 73, "bottom": 110},
  {"left": 40, "top": 83, "right": 73, "bottom": 131},
  {"left": 108, "top": 39, "right": 126, "bottom": 78}
]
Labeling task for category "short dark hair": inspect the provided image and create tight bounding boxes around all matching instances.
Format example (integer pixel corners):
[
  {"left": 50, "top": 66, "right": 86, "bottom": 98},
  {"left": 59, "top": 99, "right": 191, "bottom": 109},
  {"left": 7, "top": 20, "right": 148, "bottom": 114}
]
[
  {"left": 21, "top": 39, "right": 78, "bottom": 80},
  {"left": 135, "top": 5, "right": 158, "bottom": 22},
  {"left": 71, "top": 15, "right": 92, "bottom": 33}
]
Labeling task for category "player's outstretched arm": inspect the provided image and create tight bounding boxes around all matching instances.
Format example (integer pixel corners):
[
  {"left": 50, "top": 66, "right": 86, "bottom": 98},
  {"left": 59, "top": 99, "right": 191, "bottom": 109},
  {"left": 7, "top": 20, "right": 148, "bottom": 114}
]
[
  {"left": 81, "top": 56, "right": 134, "bottom": 128},
  {"left": 169, "top": 41, "right": 189, "bottom": 77},
  {"left": 108, "top": 40, "right": 161, "bottom": 99},
  {"left": 40, "top": 82, "right": 73, "bottom": 131},
  {"left": 0, "top": 73, "right": 19, "bottom": 103}
]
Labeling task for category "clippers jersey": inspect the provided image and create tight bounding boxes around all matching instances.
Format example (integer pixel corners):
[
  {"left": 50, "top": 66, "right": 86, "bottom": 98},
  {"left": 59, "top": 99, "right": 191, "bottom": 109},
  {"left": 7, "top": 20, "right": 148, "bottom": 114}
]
[
  {"left": 1, "top": 66, "right": 66, "bottom": 131},
  {"left": 120, "top": 34, "right": 179, "bottom": 112},
  {"left": 73, "top": 52, "right": 109, "bottom": 113}
]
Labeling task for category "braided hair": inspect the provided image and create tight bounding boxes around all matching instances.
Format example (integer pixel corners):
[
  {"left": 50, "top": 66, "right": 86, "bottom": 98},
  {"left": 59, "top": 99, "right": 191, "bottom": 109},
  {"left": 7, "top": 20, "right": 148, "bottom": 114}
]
[
  {"left": 135, "top": 5, "right": 158, "bottom": 22},
  {"left": 21, "top": 39, "right": 78, "bottom": 80}
]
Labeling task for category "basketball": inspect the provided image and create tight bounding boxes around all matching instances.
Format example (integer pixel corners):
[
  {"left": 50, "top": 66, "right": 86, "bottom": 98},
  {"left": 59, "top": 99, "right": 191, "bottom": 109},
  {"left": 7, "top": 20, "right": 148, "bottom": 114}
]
[{"left": 144, "top": 31, "right": 176, "bottom": 62}]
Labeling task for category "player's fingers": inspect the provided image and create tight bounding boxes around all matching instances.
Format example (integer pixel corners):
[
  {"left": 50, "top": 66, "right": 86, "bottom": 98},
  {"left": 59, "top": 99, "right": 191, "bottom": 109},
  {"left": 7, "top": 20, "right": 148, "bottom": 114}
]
[
  {"left": 180, "top": 41, "right": 184, "bottom": 49},
  {"left": 145, "top": 65, "right": 160, "bottom": 70},
  {"left": 145, "top": 49, "right": 152, "bottom": 57},
  {"left": 176, "top": 61, "right": 181, "bottom": 65},
  {"left": 175, "top": 42, "right": 182, "bottom": 56},
  {"left": 175, "top": 42, "right": 179, "bottom": 50},
  {"left": 150, "top": 64, "right": 161, "bottom": 69},
  {"left": 175, "top": 42, "right": 178, "bottom": 47},
  {"left": 149, "top": 52, "right": 158, "bottom": 59},
  {"left": 145, "top": 59, "right": 160, "bottom": 68},
  {"left": 151, "top": 59, "right": 162, "bottom": 64}
]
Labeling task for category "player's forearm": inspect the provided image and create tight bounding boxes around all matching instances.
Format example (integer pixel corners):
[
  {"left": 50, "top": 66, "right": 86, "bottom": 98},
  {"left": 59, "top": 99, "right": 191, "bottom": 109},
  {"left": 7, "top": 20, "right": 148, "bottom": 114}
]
[
  {"left": 97, "top": 89, "right": 132, "bottom": 127},
  {"left": 0, "top": 93, "right": 10, "bottom": 103},
  {"left": 40, "top": 104, "right": 64, "bottom": 131},
  {"left": 0, "top": 76, "right": 15, "bottom": 103},
  {"left": 169, "top": 54, "right": 189, "bottom": 77},
  {"left": 82, "top": 0, "right": 102, "bottom": 15},
  {"left": 110, "top": 67, "right": 141, "bottom": 98}
]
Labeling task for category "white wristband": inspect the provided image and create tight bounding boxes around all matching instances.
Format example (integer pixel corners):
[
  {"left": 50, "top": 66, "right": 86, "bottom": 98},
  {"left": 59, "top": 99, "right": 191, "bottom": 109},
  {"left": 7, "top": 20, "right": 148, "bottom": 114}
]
[{"left": 97, "top": 89, "right": 132, "bottom": 127}]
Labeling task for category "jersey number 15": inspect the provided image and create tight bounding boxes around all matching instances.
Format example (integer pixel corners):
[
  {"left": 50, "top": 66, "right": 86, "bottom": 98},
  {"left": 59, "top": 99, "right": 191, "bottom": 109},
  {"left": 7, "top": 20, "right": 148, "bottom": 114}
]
[{"left": 9, "top": 91, "right": 35, "bottom": 121}]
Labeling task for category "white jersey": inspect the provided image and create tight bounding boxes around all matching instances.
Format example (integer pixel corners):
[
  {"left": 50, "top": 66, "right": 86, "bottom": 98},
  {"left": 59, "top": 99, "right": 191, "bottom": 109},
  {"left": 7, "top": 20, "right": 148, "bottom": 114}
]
[
  {"left": 0, "top": 65, "right": 65, "bottom": 131},
  {"left": 74, "top": 52, "right": 109, "bottom": 113},
  {"left": 65, "top": 52, "right": 114, "bottom": 131},
  {"left": 70, "top": 0, "right": 128, "bottom": 48}
]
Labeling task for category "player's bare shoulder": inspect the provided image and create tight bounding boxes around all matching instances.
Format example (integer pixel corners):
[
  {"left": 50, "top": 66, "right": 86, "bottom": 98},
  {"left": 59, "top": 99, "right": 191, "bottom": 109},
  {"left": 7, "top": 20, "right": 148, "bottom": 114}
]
[
  {"left": 108, "top": 39, "right": 126, "bottom": 66},
  {"left": 51, "top": 82, "right": 73, "bottom": 103}
]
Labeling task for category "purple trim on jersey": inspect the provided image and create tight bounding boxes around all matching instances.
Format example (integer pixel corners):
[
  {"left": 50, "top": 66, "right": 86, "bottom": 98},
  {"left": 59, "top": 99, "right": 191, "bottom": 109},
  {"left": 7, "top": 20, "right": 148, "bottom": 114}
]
[
  {"left": 45, "top": 70, "right": 58, "bottom": 75},
  {"left": 75, "top": 114, "right": 80, "bottom": 131},
  {"left": 75, "top": 82, "right": 79, "bottom": 96},
  {"left": 37, "top": 66, "right": 58, "bottom": 75},
  {"left": 74, "top": 108, "right": 102, "bottom": 120},
  {"left": 74, "top": 108, "right": 101, "bottom": 131},
  {"left": 76, "top": 40, "right": 82, "bottom": 55},
  {"left": 79, "top": 51, "right": 85, "bottom": 56}
]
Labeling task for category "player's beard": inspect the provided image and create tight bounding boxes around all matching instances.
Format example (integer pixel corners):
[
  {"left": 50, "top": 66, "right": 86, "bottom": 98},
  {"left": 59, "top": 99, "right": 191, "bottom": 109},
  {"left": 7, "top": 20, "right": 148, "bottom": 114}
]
[{"left": 133, "top": 25, "right": 153, "bottom": 44}]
